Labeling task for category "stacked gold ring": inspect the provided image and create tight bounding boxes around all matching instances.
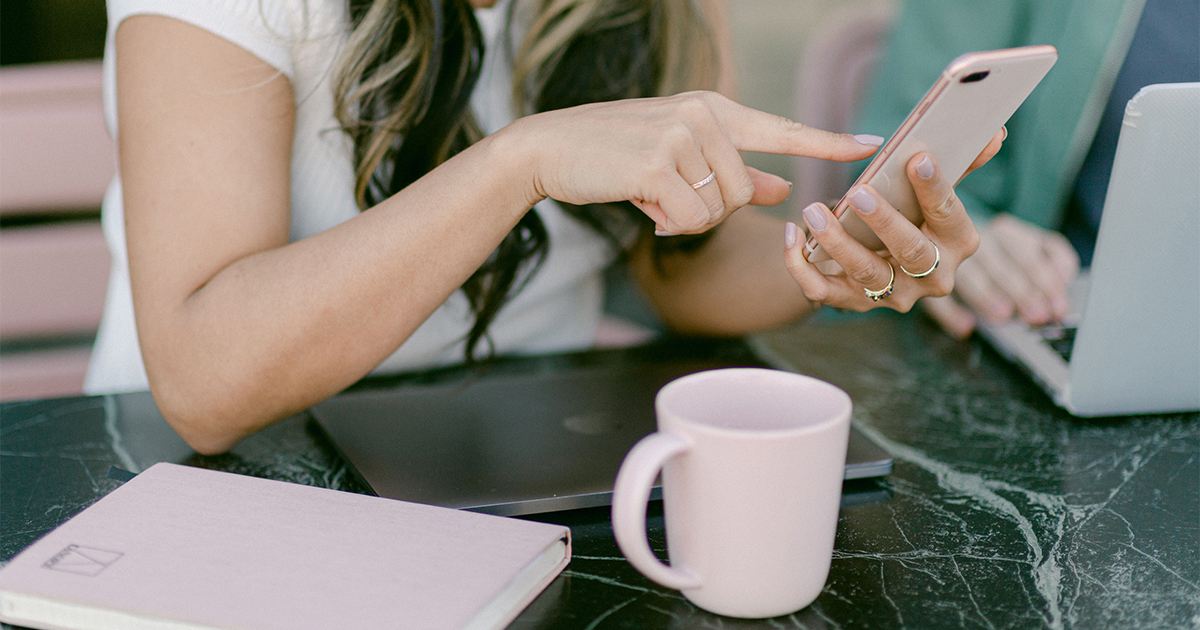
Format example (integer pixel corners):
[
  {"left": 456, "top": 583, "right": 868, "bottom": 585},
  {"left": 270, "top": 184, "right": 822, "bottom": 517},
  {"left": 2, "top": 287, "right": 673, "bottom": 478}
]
[{"left": 901, "top": 243, "right": 940, "bottom": 279}]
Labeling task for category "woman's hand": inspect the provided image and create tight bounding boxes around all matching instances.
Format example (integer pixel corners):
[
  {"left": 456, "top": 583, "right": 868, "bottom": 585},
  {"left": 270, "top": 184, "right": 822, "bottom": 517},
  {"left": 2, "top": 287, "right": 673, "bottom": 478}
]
[
  {"left": 920, "top": 215, "right": 1080, "bottom": 338},
  {"left": 507, "top": 90, "right": 884, "bottom": 235},
  {"left": 783, "top": 149, "right": 990, "bottom": 313}
]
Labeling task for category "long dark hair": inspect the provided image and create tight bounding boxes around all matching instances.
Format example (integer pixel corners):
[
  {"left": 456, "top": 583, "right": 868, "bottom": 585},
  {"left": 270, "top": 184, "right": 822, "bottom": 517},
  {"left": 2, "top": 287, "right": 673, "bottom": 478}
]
[{"left": 334, "top": 0, "right": 718, "bottom": 360}]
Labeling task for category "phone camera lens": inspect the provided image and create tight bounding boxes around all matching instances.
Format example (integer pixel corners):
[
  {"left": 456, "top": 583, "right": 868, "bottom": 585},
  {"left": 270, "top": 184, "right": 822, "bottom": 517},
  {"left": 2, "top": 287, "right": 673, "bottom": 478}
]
[{"left": 961, "top": 70, "right": 990, "bottom": 83}]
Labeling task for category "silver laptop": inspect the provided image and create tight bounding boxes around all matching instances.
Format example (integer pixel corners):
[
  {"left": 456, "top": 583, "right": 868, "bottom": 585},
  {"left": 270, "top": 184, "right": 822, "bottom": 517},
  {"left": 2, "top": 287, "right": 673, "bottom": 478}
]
[
  {"left": 310, "top": 347, "right": 893, "bottom": 516},
  {"left": 978, "top": 82, "right": 1200, "bottom": 417}
]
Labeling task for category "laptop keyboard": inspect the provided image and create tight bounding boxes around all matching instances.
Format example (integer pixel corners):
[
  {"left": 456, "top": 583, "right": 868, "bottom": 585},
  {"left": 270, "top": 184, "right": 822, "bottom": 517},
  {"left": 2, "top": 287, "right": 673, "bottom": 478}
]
[{"left": 1038, "top": 324, "right": 1078, "bottom": 362}]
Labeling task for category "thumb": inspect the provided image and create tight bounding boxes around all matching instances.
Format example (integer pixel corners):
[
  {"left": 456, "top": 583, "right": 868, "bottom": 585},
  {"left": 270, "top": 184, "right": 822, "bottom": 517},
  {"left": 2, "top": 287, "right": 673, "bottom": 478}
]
[{"left": 746, "top": 166, "right": 793, "bottom": 207}]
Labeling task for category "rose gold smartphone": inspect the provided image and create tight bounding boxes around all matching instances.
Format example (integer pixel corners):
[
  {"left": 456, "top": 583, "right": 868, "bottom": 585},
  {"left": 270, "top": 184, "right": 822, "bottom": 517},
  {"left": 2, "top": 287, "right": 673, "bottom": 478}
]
[{"left": 804, "top": 45, "right": 1058, "bottom": 263}]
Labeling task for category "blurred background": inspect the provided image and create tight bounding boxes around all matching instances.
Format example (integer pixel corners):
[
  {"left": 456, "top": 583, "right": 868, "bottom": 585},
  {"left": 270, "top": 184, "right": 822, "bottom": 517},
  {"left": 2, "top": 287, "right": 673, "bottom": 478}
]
[
  {"left": 0, "top": 0, "right": 107, "bottom": 65},
  {"left": 0, "top": 0, "right": 894, "bottom": 401}
]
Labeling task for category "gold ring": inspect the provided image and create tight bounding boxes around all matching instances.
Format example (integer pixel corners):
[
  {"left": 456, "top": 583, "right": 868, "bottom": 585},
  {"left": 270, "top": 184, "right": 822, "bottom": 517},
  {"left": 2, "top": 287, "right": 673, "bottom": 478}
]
[
  {"left": 864, "top": 261, "right": 895, "bottom": 301},
  {"left": 690, "top": 172, "right": 716, "bottom": 189},
  {"left": 901, "top": 242, "right": 940, "bottom": 278}
]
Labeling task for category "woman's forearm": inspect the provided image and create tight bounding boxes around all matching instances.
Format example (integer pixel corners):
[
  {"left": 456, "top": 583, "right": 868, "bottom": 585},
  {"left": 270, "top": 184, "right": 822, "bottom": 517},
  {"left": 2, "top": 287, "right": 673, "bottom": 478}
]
[
  {"left": 119, "top": 16, "right": 542, "bottom": 453},
  {"left": 630, "top": 209, "right": 816, "bottom": 336},
  {"left": 158, "top": 136, "right": 539, "bottom": 452}
]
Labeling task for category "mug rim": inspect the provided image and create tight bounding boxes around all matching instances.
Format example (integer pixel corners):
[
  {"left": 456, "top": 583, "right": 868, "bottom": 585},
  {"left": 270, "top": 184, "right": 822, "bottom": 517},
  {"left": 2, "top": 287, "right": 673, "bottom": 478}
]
[{"left": 655, "top": 367, "right": 852, "bottom": 438}]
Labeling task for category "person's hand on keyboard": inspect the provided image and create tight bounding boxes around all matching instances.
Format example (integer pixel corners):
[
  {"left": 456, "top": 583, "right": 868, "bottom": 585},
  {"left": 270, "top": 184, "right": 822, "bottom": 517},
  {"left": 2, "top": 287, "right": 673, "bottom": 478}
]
[{"left": 920, "top": 214, "right": 1080, "bottom": 338}]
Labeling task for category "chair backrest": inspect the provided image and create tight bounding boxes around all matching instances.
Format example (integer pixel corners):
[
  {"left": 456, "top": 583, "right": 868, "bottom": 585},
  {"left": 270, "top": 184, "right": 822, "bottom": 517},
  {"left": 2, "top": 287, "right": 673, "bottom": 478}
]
[
  {"left": 793, "top": 0, "right": 897, "bottom": 206},
  {"left": 0, "top": 60, "right": 115, "bottom": 400},
  {"left": 1, "top": 61, "right": 116, "bottom": 212}
]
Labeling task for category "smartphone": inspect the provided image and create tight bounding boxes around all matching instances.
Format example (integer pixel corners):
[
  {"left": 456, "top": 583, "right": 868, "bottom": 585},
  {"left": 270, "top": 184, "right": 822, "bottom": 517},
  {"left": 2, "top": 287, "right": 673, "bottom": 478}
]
[{"left": 804, "top": 45, "right": 1058, "bottom": 263}]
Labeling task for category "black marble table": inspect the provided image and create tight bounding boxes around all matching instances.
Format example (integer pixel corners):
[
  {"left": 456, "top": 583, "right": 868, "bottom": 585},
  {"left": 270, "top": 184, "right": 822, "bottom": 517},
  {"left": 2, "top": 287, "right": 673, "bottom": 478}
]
[{"left": 2, "top": 314, "right": 1197, "bottom": 629}]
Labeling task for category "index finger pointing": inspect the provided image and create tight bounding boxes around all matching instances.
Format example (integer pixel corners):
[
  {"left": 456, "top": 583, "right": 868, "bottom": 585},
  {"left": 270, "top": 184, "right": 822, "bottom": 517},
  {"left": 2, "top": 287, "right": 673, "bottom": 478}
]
[{"left": 706, "top": 94, "right": 883, "bottom": 162}]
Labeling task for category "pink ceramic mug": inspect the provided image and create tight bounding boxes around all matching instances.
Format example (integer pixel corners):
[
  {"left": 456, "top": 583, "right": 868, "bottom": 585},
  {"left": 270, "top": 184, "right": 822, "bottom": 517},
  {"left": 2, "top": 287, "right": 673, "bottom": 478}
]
[{"left": 611, "top": 368, "right": 852, "bottom": 618}]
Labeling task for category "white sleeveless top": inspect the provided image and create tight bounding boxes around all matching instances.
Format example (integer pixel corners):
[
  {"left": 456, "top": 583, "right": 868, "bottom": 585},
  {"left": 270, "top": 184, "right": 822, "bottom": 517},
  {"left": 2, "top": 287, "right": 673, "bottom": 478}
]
[{"left": 86, "top": 0, "right": 616, "bottom": 394}]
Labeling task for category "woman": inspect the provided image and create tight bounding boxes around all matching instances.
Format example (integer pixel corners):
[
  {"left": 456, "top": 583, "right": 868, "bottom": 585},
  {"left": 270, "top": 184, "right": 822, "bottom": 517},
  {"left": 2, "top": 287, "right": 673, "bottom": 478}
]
[{"left": 90, "top": 0, "right": 998, "bottom": 453}]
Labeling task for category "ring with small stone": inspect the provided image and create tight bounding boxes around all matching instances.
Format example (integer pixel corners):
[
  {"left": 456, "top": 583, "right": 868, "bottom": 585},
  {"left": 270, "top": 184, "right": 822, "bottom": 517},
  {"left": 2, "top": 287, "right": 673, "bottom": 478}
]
[
  {"left": 864, "top": 261, "right": 895, "bottom": 301},
  {"left": 690, "top": 171, "right": 716, "bottom": 189}
]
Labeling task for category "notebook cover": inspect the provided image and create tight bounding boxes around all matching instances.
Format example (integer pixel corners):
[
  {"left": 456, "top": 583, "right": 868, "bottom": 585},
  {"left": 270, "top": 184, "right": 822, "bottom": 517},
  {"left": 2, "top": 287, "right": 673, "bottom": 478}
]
[{"left": 0, "top": 463, "right": 570, "bottom": 630}]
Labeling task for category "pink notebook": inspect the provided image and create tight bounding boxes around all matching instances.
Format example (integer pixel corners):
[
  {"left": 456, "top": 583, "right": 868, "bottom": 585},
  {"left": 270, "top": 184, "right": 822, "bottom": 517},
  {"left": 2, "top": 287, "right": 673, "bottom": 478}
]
[{"left": 0, "top": 463, "right": 570, "bottom": 630}]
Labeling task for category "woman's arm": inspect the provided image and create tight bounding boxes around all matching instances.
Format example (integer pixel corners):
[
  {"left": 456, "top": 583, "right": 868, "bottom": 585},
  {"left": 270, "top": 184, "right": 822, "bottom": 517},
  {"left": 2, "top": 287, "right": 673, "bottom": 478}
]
[{"left": 119, "top": 17, "right": 539, "bottom": 453}]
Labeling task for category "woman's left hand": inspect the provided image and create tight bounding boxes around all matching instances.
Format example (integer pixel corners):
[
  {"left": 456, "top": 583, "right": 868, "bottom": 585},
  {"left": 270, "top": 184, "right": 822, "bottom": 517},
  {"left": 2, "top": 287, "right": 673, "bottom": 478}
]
[{"left": 783, "top": 150, "right": 984, "bottom": 313}]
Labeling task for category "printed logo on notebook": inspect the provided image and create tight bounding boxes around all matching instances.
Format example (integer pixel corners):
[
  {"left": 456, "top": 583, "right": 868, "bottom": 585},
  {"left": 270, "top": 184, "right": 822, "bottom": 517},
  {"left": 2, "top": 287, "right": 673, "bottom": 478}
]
[{"left": 42, "top": 544, "right": 123, "bottom": 577}]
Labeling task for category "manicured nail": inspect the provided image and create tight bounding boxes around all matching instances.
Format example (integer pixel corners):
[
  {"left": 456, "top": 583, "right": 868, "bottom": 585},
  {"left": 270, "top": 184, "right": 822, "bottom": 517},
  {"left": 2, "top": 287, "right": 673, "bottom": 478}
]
[
  {"left": 988, "top": 299, "right": 1013, "bottom": 321},
  {"left": 854, "top": 134, "right": 884, "bottom": 147},
  {"left": 802, "top": 203, "right": 827, "bottom": 233},
  {"left": 848, "top": 187, "right": 876, "bottom": 214},
  {"left": 1052, "top": 295, "right": 1070, "bottom": 317},
  {"left": 1000, "top": 125, "right": 1008, "bottom": 141},
  {"left": 1024, "top": 302, "right": 1050, "bottom": 324},
  {"left": 916, "top": 155, "right": 935, "bottom": 179},
  {"left": 785, "top": 221, "right": 798, "bottom": 249},
  {"left": 655, "top": 229, "right": 678, "bottom": 237}
]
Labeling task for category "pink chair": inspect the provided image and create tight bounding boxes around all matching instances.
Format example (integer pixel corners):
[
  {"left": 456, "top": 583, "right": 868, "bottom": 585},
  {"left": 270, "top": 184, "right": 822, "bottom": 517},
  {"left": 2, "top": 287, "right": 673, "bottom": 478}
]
[
  {"left": 0, "top": 60, "right": 115, "bottom": 401},
  {"left": 793, "top": 0, "right": 897, "bottom": 207}
]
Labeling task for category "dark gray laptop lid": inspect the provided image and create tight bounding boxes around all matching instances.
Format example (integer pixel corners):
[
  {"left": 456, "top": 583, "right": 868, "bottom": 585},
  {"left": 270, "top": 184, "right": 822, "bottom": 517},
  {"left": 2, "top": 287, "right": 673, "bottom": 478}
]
[{"left": 310, "top": 342, "right": 891, "bottom": 516}]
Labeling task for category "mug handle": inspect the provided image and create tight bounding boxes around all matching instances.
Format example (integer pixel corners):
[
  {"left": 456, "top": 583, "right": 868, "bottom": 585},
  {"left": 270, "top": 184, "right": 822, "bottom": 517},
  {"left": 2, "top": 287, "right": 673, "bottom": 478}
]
[{"left": 611, "top": 432, "right": 702, "bottom": 590}]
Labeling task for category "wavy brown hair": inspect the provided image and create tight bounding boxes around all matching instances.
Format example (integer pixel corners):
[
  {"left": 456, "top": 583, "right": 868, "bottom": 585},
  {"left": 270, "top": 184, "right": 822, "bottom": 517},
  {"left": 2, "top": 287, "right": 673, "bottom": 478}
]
[{"left": 334, "top": 0, "right": 718, "bottom": 360}]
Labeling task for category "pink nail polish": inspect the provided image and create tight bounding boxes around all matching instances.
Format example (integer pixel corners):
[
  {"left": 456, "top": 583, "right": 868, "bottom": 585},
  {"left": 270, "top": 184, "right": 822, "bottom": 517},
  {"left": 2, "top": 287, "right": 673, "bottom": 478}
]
[
  {"left": 1024, "top": 302, "right": 1050, "bottom": 325},
  {"left": 916, "top": 155, "right": 935, "bottom": 179},
  {"left": 1052, "top": 295, "right": 1070, "bottom": 317},
  {"left": 854, "top": 134, "right": 884, "bottom": 147},
  {"left": 802, "top": 203, "right": 827, "bottom": 232},
  {"left": 785, "top": 221, "right": 798, "bottom": 249},
  {"left": 848, "top": 188, "right": 876, "bottom": 214}
]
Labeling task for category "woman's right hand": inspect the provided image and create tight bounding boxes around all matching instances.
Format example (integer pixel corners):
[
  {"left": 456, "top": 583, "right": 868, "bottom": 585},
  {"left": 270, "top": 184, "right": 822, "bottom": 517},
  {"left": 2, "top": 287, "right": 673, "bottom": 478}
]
[{"left": 505, "top": 90, "right": 885, "bottom": 235}]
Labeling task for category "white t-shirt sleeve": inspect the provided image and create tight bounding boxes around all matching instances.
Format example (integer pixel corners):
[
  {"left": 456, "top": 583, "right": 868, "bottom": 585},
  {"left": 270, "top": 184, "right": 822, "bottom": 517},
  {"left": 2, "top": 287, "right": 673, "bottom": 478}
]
[{"left": 107, "top": 0, "right": 298, "bottom": 78}]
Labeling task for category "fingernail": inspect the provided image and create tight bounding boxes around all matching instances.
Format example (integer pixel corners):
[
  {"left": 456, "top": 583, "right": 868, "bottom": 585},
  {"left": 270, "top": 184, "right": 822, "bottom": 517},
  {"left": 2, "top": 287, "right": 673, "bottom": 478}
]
[
  {"left": 786, "top": 181, "right": 794, "bottom": 198},
  {"left": 848, "top": 187, "right": 876, "bottom": 214},
  {"left": 1052, "top": 295, "right": 1070, "bottom": 317},
  {"left": 988, "top": 301, "right": 1013, "bottom": 322},
  {"left": 785, "top": 221, "right": 798, "bottom": 249},
  {"left": 1000, "top": 125, "right": 1008, "bottom": 141},
  {"left": 655, "top": 229, "right": 678, "bottom": 237},
  {"left": 916, "top": 155, "right": 935, "bottom": 179},
  {"left": 1024, "top": 302, "right": 1050, "bottom": 324},
  {"left": 854, "top": 134, "right": 884, "bottom": 147},
  {"left": 802, "top": 203, "right": 827, "bottom": 233}
]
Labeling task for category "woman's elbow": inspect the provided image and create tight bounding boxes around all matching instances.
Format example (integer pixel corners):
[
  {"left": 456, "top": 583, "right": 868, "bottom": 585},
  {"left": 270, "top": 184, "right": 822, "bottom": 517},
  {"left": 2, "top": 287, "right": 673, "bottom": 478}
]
[{"left": 146, "top": 365, "right": 267, "bottom": 455}]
